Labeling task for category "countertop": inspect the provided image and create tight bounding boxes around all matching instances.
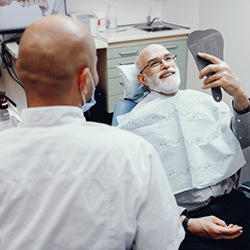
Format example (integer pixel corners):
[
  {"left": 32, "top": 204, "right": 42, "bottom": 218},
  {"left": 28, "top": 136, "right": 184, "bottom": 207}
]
[{"left": 97, "top": 23, "right": 190, "bottom": 45}]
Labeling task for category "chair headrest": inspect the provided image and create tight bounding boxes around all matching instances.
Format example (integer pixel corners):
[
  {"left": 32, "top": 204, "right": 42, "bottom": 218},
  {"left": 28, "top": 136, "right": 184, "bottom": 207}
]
[{"left": 117, "top": 64, "right": 149, "bottom": 103}]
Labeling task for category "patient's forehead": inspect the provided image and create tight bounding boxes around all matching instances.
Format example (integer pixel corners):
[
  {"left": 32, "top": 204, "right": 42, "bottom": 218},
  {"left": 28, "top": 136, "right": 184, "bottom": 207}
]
[{"left": 140, "top": 45, "right": 170, "bottom": 63}]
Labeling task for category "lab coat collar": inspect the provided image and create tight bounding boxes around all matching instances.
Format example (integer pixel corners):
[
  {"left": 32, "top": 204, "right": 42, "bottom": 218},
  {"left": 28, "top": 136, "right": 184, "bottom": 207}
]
[{"left": 19, "top": 106, "right": 86, "bottom": 127}]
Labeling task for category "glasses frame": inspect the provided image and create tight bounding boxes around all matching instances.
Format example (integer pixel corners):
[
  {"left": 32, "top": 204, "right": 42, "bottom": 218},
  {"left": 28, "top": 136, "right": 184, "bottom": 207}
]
[{"left": 140, "top": 54, "right": 177, "bottom": 74}]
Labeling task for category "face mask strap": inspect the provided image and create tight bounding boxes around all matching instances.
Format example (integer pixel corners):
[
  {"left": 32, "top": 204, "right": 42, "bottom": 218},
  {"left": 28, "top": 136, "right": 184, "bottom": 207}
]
[
  {"left": 88, "top": 71, "right": 95, "bottom": 91},
  {"left": 81, "top": 90, "right": 86, "bottom": 106},
  {"left": 80, "top": 71, "right": 95, "bottom": 104}
]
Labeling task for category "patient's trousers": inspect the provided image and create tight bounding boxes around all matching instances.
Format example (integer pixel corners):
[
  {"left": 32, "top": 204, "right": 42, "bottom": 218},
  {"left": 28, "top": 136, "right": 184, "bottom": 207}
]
[{"left": 179, "top": 189, "right": 250, "bottom": 250}]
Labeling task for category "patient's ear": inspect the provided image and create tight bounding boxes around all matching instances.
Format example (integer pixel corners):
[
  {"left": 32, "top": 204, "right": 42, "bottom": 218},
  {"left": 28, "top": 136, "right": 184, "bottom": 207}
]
[{"left": 137, "top": 73, "right": 148, "bottom": 86}]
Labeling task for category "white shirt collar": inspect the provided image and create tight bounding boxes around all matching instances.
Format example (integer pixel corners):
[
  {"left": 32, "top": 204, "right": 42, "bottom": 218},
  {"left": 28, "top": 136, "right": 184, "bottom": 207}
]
[{"left": 20, "top": 106, "right": 86, "bottom": 127}]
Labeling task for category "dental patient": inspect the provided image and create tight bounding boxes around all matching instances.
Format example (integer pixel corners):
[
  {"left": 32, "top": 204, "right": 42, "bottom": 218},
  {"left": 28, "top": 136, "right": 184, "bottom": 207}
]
[{"left": 117, "top": 43, "right": 250, "bottom": 250}]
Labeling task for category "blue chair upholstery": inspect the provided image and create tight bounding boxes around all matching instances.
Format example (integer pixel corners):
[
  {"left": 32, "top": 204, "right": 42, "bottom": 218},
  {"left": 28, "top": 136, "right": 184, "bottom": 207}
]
[{"left": 112, "top": 99, "right": 137, "bottom": 126}]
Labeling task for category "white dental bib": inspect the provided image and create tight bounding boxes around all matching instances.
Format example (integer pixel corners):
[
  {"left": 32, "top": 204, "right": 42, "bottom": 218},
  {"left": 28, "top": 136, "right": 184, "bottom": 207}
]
[{"left": 117, "top": 90, "right": 246, "bottom": 194}]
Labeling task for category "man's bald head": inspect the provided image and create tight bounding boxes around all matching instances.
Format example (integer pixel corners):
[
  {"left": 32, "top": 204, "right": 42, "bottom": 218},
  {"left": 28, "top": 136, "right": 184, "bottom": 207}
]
[
  {"left": 136, "top": 44, "right": 169, "bottom": 72},
  {"left": 17, "top": 15, "right": 98, "bottom": 107}
]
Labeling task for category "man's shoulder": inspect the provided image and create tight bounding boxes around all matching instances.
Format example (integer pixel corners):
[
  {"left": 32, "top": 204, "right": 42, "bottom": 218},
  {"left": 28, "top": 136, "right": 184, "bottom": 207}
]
[
  {"left": 89, "top": 123, "right": 158, "bottom": 168},
  {"left": 87, "top": 121, "right": 152, "bottom": 146}
]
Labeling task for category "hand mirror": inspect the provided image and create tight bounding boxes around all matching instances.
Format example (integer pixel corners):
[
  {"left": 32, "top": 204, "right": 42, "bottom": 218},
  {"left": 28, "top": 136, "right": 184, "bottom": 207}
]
[{"left": 187, "top": 29, "right": 224, "bottom": 102}]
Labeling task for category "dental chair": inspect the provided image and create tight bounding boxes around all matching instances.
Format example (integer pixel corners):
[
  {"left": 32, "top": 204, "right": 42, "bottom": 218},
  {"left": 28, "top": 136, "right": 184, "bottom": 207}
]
[{"left": 112, "top": 63, "right": 149, "bottom": 126}]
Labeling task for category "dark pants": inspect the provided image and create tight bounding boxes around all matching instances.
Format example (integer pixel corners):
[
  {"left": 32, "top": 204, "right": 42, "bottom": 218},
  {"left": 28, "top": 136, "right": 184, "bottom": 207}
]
[{"left": 179, "top": 189, "right": 250, "bottom": 250}]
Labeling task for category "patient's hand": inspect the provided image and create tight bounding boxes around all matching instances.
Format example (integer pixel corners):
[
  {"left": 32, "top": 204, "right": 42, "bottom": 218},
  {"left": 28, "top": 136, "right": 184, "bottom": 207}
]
[
  {"left": 187, "top": 215, "right": 243, "bottom": 240},
  {"left": 198, "top": 52, "right": 249, "bottom": 111}
]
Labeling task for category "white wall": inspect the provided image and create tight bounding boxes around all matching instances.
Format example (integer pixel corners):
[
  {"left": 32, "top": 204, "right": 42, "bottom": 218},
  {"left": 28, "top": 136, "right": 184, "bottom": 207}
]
[
  {"left": 198, "top": 1, "right": 250, "bottom": 103},
  {"left": 66, "top": 0, "right": 163, "bottom": 26},
  {"left": 162, "top": 0, "right": 199, "bottom": 30}
]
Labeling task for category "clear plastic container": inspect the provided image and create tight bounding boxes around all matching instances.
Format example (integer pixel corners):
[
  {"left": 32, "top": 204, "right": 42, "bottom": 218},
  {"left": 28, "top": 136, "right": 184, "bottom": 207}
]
[{"left": 106, "top": 4, "right": 117, "bottom": 30}]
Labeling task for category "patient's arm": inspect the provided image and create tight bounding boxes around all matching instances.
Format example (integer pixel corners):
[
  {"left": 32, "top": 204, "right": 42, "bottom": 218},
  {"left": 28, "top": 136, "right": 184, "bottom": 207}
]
[{"left": 197, "top": 53, "right": 250, "bottom": 149}]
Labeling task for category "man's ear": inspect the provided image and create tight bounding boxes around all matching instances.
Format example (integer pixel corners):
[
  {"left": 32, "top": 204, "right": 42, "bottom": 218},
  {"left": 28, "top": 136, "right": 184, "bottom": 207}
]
[
  {"left": 78, "top": 67, "right": 90, "bottom": 95},
  {"left": 137, "top": 73, "right": 148, "bottom": 86}
]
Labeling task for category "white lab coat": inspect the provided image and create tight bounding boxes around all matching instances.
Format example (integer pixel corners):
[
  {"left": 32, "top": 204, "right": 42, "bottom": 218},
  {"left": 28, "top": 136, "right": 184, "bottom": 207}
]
[{"left": 0, "top": 106, "right": 184, "bottom": 250}]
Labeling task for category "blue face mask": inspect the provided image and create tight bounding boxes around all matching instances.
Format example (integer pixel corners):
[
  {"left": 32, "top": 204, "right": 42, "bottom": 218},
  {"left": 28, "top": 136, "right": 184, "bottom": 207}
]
[{"left": 81, "top": 72, "right": 96, "bottom": 113}]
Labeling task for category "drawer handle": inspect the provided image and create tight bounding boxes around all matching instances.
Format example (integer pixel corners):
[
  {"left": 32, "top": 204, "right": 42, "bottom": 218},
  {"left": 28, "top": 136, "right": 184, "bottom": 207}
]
[
  {"left": 119, "top": 61, "right": 135, "bottom": 65},
  {"left": 119, "top": 50, "right": 138, "bottom": 56},
  {"left": 166, "top": 45, "right": 178, "bottom": 50},
  {"left": 119, "top": 81, "right": 124, "bottom": 85}
]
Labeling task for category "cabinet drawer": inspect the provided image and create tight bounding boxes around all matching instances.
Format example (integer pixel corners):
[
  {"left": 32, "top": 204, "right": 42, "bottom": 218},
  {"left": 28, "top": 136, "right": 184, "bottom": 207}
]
[
  {"left": 108, "top": 77, "right": 124, "bottom": 96},
  {"left": 107, "top": 44, "right": 145, "bottom": 59},
  {"left": 107, "top": 56, "right": 136, "bottom": 69},
  {"left": 160, "top": 40, "right": 186, "bottom": 56},
  {"left": 161, "top": 42, "right": 179, "bottom": 53},
  {"left": 107, "top": 68, "right": 119, "bottom": 79}
]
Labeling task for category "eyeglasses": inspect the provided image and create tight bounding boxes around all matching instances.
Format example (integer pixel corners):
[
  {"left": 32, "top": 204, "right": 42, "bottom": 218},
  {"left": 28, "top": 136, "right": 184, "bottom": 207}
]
[{"left": 140, "top": 54, "right": 177, "bottom": 74}]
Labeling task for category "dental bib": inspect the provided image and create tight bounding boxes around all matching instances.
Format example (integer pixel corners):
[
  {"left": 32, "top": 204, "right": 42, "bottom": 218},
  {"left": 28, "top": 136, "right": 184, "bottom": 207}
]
[{"left": 117, "top": 90, "right": 246, "bottom": 194}]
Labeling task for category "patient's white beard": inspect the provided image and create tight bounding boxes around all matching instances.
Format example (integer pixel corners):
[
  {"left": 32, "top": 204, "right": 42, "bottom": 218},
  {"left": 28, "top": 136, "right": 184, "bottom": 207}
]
[{"left": 145, "top": 67, "right": 181, "bottom": 94}]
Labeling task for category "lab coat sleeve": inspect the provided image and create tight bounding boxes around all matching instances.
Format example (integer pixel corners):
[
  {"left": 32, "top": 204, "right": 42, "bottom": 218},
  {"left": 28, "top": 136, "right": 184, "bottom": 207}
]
[{"left": 133, "top": 146, "right": 185, "bottom": 250}]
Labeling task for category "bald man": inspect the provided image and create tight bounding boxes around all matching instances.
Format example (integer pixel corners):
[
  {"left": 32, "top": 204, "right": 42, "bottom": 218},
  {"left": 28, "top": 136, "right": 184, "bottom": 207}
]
[{"left": 0, "top": 16, "right": 184, "bottom": 249}]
